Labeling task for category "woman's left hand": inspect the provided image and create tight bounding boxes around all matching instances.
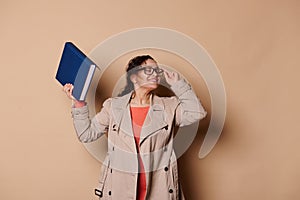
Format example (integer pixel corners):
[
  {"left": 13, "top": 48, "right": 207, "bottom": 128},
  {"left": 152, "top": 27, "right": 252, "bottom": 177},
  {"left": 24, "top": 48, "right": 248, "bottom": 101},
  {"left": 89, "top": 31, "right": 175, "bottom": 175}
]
[{"left": 163, "top": 69, "right": 181, "bottom": 86}]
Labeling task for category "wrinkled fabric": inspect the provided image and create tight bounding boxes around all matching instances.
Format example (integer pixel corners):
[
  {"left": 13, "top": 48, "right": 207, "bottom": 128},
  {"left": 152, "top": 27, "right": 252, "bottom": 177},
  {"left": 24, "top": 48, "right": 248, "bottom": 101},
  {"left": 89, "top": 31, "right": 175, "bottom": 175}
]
[{"left": 72, "top": 79, "right": 207, "bottom": 199}]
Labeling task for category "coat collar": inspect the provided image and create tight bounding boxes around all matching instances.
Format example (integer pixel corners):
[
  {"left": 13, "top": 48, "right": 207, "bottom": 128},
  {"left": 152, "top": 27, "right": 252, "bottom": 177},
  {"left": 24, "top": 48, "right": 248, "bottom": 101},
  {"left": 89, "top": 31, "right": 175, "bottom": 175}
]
[{"left": 111, "top": 92, "right": 168, "bottom": 145}]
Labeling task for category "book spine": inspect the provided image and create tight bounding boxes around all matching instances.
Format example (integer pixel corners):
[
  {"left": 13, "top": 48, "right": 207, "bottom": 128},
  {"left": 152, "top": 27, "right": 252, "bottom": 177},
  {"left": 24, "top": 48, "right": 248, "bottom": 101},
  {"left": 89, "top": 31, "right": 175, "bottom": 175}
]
[{"left": 80, "top": 64, "right": 96, "bottom": 101}]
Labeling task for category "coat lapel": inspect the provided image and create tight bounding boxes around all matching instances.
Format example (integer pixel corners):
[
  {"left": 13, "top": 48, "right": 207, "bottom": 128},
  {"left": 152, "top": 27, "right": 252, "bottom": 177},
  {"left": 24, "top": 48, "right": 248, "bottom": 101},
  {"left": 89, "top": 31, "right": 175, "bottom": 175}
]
[
  {"left": 111, "top": 93, "right": 134, "bottom": 137},
  {"left": 139, "top": 96, "right": 168, "bottom": 145},
  {"left": 111, "top": 93, "right": 168, "bottom": 147}
]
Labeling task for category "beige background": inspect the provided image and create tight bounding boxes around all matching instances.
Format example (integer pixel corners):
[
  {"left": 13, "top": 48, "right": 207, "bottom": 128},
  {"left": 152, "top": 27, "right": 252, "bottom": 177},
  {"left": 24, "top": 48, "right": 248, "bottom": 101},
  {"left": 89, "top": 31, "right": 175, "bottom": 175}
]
[{"left": 1, "top": 0, "right": 299, "bottom": 199}]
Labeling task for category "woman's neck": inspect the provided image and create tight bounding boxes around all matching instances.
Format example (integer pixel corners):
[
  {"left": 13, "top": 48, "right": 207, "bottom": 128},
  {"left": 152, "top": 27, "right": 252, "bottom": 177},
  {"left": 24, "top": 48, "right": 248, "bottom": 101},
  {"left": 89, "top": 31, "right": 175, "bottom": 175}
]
[{"left": 131, "top": 89, "right": 151, "bottom": 106}]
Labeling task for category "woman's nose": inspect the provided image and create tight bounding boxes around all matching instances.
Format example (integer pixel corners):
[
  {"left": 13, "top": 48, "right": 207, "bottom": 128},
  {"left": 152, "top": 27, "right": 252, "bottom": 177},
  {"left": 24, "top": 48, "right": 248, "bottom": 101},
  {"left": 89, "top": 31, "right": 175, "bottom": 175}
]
[{"left": 151, "top": 70, "right": 158, "bottom": 77}]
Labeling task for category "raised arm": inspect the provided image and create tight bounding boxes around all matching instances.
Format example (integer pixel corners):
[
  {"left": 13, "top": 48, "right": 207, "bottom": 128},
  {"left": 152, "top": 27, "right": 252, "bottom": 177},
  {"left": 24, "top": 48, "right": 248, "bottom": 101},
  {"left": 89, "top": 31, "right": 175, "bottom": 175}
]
[
  {"left": 164, "top": 70, "right": 207, "bottom": 127},
  {"left": 71, "top": 99, "right": 111, "bottom": 143},
  {"left": 63, "top": 83, "right": 111, "bottom": 143}
]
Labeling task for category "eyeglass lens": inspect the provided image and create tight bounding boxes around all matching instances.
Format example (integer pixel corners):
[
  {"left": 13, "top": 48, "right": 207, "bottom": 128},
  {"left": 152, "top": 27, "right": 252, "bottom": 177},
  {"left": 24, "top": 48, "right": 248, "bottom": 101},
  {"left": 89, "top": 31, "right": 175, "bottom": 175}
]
[{"left": 143, "top": 67, "right": 164, "bottom": 75}]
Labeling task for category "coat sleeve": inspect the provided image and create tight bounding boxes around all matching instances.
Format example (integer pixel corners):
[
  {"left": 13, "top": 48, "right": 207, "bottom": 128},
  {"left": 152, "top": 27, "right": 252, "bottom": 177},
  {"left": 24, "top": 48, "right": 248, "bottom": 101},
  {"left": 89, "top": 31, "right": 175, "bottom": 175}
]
[
  {"left": 71, "top": 98, "right": 112, "bottom": 143},
  {"left": 171, "top": 79, "right": 207, "bottom": 127}
]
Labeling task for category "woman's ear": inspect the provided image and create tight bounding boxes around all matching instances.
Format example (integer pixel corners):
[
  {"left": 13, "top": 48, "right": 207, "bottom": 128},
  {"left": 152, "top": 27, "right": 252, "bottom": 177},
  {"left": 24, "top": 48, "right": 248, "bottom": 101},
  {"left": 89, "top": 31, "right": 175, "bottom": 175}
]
[{"left": 130, "top": 74, "right": 137, "bottom": 84}]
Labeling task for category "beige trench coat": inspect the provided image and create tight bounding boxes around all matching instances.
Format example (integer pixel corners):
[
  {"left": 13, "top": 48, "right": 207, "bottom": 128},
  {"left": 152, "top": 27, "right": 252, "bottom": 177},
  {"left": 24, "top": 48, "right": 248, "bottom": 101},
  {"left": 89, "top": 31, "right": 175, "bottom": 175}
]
[{"left": 71, "top": 79, "right": 207, "bottom": 200}]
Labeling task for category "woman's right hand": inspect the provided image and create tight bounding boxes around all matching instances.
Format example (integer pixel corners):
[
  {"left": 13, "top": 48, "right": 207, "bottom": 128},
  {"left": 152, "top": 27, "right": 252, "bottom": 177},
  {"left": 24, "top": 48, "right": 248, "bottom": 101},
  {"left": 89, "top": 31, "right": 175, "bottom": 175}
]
[
  {"left": 62, "top": 83, "right": 86, "bottom": 107},
  {"left": 63, "top": 83, "right": 75, "bottom": 100}
]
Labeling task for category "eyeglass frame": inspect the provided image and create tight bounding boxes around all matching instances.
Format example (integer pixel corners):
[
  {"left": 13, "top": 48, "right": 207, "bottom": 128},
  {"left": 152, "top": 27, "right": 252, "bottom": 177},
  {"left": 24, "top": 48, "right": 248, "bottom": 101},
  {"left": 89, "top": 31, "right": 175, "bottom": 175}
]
[{"left": 134, "top": 66, "right": 164, "bottom": 76}]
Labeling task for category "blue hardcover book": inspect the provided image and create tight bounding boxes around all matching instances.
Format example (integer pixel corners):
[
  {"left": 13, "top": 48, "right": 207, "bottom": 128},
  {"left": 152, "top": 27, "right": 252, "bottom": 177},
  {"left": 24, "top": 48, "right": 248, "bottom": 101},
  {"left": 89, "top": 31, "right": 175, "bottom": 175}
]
[{"left": 55, "top": 42, "right": 97, "bottom": 101}]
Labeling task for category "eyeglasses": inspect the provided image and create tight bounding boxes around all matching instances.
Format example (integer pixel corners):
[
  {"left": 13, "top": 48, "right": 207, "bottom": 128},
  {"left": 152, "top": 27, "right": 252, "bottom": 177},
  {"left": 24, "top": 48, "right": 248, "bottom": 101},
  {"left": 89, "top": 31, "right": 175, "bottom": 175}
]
[{"left": 137, "top": 66, "right": 164, "bottom": 75}]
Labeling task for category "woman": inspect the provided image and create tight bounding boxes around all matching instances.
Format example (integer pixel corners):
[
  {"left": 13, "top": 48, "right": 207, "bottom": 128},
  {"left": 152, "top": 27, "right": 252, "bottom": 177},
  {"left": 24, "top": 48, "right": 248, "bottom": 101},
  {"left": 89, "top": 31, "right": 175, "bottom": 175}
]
[{"left": 63, "top": 55, "right": 207, "bottom": 200}]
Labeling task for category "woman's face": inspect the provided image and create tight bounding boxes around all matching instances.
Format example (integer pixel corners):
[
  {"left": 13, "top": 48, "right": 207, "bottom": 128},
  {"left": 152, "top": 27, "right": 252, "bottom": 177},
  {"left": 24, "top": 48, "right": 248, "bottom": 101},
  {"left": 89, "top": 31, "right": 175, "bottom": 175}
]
[{"left": 131, "top": 59, "right": 163, "bottom": 91}]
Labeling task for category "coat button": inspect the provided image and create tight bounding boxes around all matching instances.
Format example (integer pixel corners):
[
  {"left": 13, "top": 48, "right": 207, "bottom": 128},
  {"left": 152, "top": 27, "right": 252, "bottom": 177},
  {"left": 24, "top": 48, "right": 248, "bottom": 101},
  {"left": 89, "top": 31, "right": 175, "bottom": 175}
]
[
  {"left": 164, "top": 167, "right": 169, "bottom": 171},
  {"left": 169, "top": 189, "right": 173, "bottom": 193},
  {"left": 112, "top": 124, "right": 117, "bottom": 131},
  {"left": 108, "top": 191, "right": 112, "bottom": 196},
  {"left": 95, "top": 189, "right": 103, "bottom": 197}
]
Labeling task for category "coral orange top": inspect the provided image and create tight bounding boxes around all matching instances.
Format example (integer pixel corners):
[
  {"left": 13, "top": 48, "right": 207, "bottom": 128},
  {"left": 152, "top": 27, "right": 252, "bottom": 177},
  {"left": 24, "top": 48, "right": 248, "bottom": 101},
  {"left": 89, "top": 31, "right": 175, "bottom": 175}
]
[{"left": 130, "top": 106, "right": 150, "bottom": 200}]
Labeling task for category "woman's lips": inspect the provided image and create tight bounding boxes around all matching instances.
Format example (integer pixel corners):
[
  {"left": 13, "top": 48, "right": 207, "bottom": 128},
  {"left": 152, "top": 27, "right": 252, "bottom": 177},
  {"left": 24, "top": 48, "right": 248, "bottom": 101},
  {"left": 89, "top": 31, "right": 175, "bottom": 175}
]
[{"left": 148, "top": 78, "right": 159, "bottom": 83}]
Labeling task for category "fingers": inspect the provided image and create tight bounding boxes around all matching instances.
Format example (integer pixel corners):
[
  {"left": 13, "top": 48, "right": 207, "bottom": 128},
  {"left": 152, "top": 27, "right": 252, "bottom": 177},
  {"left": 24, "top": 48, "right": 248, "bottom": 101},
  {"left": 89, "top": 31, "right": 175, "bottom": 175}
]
[
  {"left": 63, "top": 83, "right": 72, "bottom": 93},
  {"left": 63, "top": 83, "right": 75, "bottom": 100},
  {"left": 163, "top": 68, "right": 173, "bottom": 78},
  {"left": 162, "top": 68, "right": 181, "bottom": 86},
  {"left": 69, "top": 86, "right": 75, "bottom": 100},
  {"left": 163, "top": 69, "right": 178, "bottom": 79}
]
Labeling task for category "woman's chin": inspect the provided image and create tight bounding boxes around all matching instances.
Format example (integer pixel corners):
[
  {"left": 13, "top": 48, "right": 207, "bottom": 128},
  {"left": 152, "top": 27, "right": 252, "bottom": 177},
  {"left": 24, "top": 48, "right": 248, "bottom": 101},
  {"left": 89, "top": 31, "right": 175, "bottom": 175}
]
[{"left": 143, "top": 83, "right": 159, "bottom": 90}]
